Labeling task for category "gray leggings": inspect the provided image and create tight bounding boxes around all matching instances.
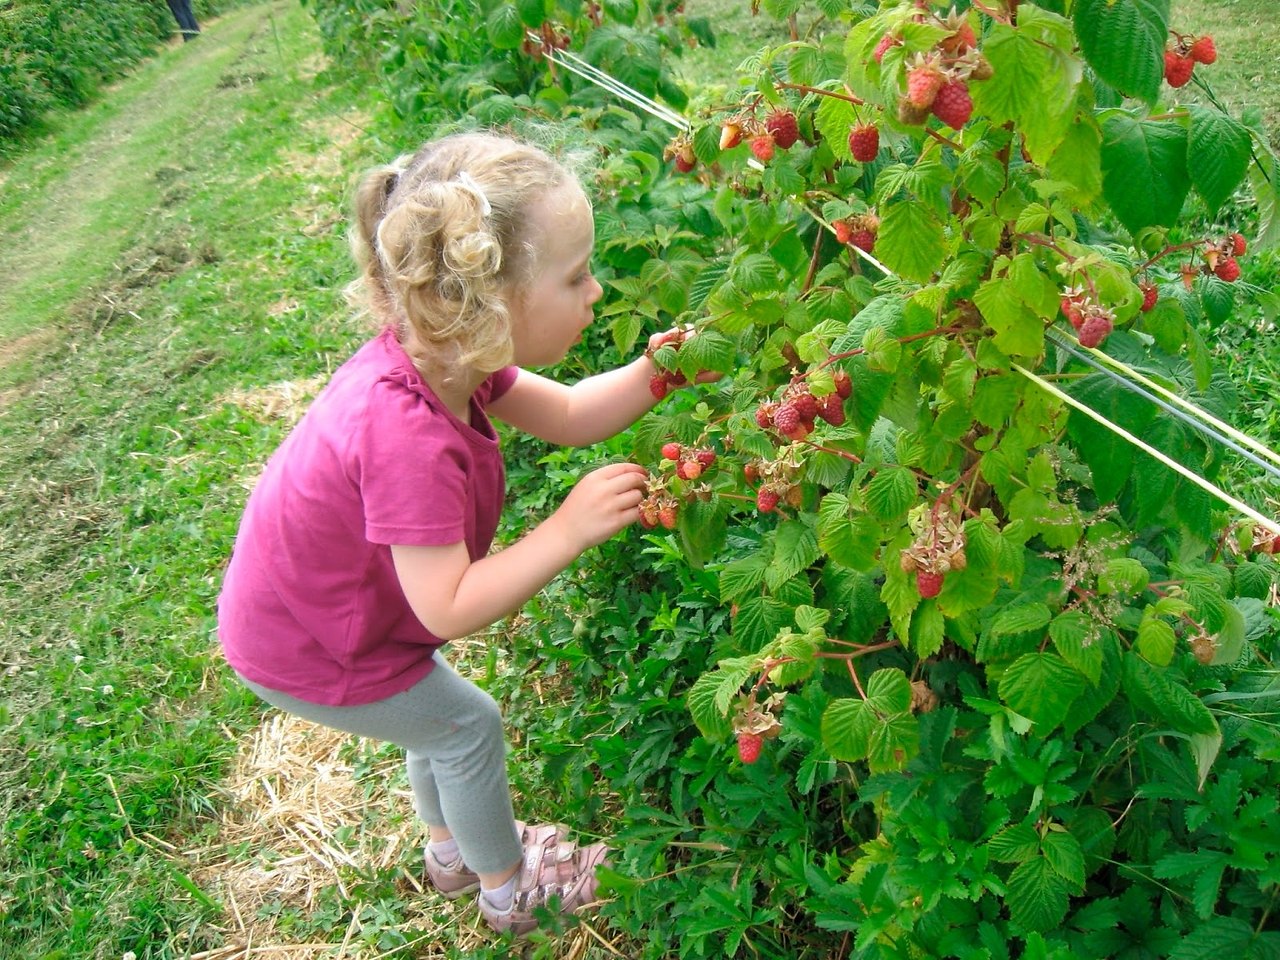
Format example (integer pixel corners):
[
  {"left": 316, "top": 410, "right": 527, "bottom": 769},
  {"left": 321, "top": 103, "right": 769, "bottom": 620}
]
[{"left": 238, "top": 652, "right": 523, "bottom": 874}]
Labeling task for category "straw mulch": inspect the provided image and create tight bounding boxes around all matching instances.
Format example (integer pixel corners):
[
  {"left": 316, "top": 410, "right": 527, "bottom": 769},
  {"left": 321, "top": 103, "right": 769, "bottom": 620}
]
[{"left": 184, "top": 645, "right": 630, "bottom": 959}]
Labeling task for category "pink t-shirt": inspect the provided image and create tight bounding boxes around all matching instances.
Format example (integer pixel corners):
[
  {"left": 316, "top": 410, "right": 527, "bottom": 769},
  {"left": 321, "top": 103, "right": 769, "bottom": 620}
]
[{"left": 217, "top": 327, "right": 518, "bottom": 705}]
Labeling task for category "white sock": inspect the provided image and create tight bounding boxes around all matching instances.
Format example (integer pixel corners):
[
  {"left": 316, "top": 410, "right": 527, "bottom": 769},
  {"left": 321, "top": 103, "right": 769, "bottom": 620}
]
[
  {"left": 427, "top": 837, "right": 460, "bottom": 866},
  {"left": 481, "top": 873, "right": 517, "bottom": 912}
]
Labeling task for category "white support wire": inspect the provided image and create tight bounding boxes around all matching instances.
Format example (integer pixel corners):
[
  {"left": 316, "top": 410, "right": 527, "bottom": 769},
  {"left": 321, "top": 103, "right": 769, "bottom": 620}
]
[
  {"left": 541, "top": 39, "right": 1280, "bottom": 531},
  {"left": 1014, "top": 364, "right": 1280, "bottom": 537}
]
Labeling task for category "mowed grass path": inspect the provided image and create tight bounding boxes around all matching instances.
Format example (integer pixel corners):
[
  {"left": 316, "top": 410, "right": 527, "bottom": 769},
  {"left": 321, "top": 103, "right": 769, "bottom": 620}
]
[{"left": 0, "top": 3, "right": 391, "bottom": 956}]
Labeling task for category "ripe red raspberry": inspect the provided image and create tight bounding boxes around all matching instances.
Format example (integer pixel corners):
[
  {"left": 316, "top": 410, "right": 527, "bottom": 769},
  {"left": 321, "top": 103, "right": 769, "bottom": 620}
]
[
  {"left": 916, "top": 570, "right": 944, "bottom": 599},
  {"left": 1164, "top": 50, "right": 1194, "bottom": 88},
  {"left": 755, "top": 401, "right": 778, "bottom": 430},
  {"left": 743, "top": 461, "right": 760, "bottom": 485},
  {"left": 872, "top": 33, "right": 899, "bottom": 64},
  {"left": 661, "top": 441, "right": 683, "bottom": 461},
  {"left": 1189, "top": 35, "right": 1217, "bottom": 65},
  {"left": 749, "top": 133, "right": 776, "bottom": 163},
  {"left": 765, "top": 109, "right": 799, "bottom": 149},
  {"left": 833, "top": 369, "right": 853, "bottom": 399},
  {"left": 658, "top": 503, "right": 679, "bottom": 529},
  {"left": 695, "top": 448, "right": 716, "bottom": 468},
  {"left": 789, "top": 390, "right": 819, "bottom": 423},
  {"left": 1215, "top": 256, "right": 1241, "bottom": 282},
  {"left": 1077, "top": 314, "right": 1114, "bottom": 349},
  {"left": 737, "top": 731, "right": 763, "bottom": 764},
  {"left": 676, "top": 459, "right": 703, "bottom": 481},
  {"left": 1230, "top": 232, "right": 1247, "bottom": 256},
  {"left": 816, "top": 393, "right": 846, "bottom": 426},
  {"left": 1060, "top": 294, "right": 1085, "bottom": 329},
  {"left": 756, "top": 488, "right": 780, "bottom": 513},
  {"left": 848, "top": 229, "right": 877, "bottom": 253},
  {"left": 906, "top": 65, "right": 945, "bottom": 108},
  {"left": 931, "top": 81, "right": 973, "bottom": 129},
  {"left": 674, "top": 154, "right": 695, "bottom": 173},
  {"left": 1139, "top": 282, "right": 1158, "bottom": 312},
  {"left": 772, "top": 402, "right": 801, "bottom": 434},
  {"left": 834, "top": 220, "right": 854, "bottom": 244},
  {"left": 649, "top": 374, "right": 670, "bottom": 399},
  {"left": 848, "top": 123, "right": 880, "bottom": 163}
]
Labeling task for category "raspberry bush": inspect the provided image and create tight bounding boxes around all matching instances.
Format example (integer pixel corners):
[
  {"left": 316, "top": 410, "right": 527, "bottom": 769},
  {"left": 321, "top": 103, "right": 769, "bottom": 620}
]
[{"left": 304, "top": 1, "right": 1280, "bottom": 955}]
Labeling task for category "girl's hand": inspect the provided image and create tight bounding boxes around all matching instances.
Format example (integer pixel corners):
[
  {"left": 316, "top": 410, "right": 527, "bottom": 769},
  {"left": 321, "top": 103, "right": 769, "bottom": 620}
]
[
  {"left": 646, "top": 326, "right": 721, "bottom": 388},
  {"left": 552, "top": 462, "right": 650, "bottom": 550}
]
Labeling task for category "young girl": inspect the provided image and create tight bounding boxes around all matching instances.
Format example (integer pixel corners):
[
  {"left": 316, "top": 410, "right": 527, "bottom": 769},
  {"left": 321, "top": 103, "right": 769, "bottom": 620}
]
[{"left": 217, "top": 131, "right": 705, "bottom": 935}]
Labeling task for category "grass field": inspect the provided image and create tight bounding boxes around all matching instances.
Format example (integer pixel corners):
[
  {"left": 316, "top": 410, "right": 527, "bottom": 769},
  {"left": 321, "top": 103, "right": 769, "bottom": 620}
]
[{"left": 1, "top": 2, "right": 1277, "bottom": 958}]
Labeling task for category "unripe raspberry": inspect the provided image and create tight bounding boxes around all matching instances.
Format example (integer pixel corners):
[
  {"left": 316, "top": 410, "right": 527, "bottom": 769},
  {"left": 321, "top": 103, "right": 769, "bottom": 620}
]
[
  {"left": 720, "top": 121, "right": 743, "bottom": 151},
  {"left": 661, "top": 441, "right": 683, "bottom": 462},
  {"left": 676, "top": 459, "right": 703, "bottom": 481},
  {"left": 649, "top": 374, "right": 670, "bottom": 399},
  {"left": 674, "top": 154, "right": 695, "bottom": 173},
  {"left": 658, "top": 503, "right": 679, "bottom": 529},
  {"left": 756, "top": 488, "right": 780, "bottom": 513},
  {"left": 782, "top": 421, "right": 812, "bottom": 442},
  {"left": 639, "top": 499, "right": 660, "bottom": 528},
  {"left": 897, "top": 96, "right": 933, "bottom": 126},
  {"left": 1191, "top": 634, "right": 1216, "bottom": 665},
  {"left": 872, "top": 33, "right": 899, "bottom": 63},
  {"left": 755, "top": 401, "right": 779, "bottom": 430},
  {"left": 784, "top": 484, "right": 803, "bottom": 508},
  {"left": 899, "top": 551, "right": 919, "bottom": 573},
  {"left": 834, "top": 219, "right": 854, "bottom": 244},
  {"left": 1189, "top": 35, "right": 1217, "bottom": 65},
  {"left": 1215, "top": 256, "right": 1241, "bottom": 282},
  {"left": 930, "top": 81, "right": 973, "bottom": 129},
  {"left": 906, "top": 64, "right": 945, "bottom": 108},
  {"left": 772, "top": 402, "right": 801, "bottom": 434},
  {"left": 749, "top": 133, "right": 776, "bottom": 163},
  {"left": 743, "top": 461, "right": 760, "bottom": 485},
  {"left": 764, "top": 109, "right": 799, "bottom": 149},
  {"left": 939, "top": 22, "right": 977, "bottom": 56},
  {"left": 916, "top": 570, "right": 944, "bottom": 599},
  {"left": 848, "top": 123, "right": 880, "bottom": 163},
  {"left": 833, "top": 369, "right": 853, "bottom": 399}
]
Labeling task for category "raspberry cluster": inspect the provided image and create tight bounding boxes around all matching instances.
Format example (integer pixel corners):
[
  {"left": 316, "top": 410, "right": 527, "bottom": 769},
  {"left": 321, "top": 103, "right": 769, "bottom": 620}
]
[
  {"left": 732, "top": 693, "right": 785, "bottom": 764},
  {"left": 1060, "top": 289, "right": 1116, "bottom": 349},
  {"left": 899, "top": 501, "right": 967, "bottom": 599},
  {"left": 833, "top": 213, "right": 879, "bottom": 254},
  {"left": 755, "top": 373, "right": 852, "bottom": 443},
  {"left": 661, "top": 441, "right": 717, "bottom": 481},
  {"left": 646, "top": 328, "right": 691, "bottom": 398},
  {"left": 717, "top": 107, "right": 803, "bottom": 166},
  {"left": 1204, "top": 232, "right": 1247, "bottom": 283},
  {"left": 1164, "top": 32, "right": 1216, "bottom": 89},
  {"left": 887, "top": 9, "right": 990, "bottom": 130}
]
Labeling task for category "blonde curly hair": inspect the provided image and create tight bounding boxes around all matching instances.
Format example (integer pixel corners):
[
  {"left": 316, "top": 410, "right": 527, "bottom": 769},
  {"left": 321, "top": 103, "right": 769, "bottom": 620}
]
[{"left": 347, "top": 132, "right": 576, "bottom": 374}]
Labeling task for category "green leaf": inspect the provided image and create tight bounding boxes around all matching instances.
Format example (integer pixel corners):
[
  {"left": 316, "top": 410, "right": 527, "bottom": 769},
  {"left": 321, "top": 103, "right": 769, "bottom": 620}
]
[
  {"left": 990, "top": 602, "right": 1052, "bottom": 636},
  {"left": 1168, "top": 917, "right": 1257, "bottom": 960},
  {"left": 816, "top": 95, "right": 859, "bottom": 164},
  {"left": 1187, "top": 107, "right": 1252, "bottom": 214},
  {"left": 865, "top": 668, "right": 912, "bottom": 715},
  {"left": 677, "top": 329, "right": 737, "bottom": 375},
  {"left": 865, "top": 466, "right": 917, "bottom": 521},
  {"left": 1048, "top": 114, "right": 1104, "bottom": 204},
  {"left": 767, "top": 521, "right": 820, "bottom": 590},
  {"left": 1041, "top": 830, "right": 1086, "bottom": 891},
  {"left": 818, "top": 497, "right": 880, "bottom": 572},
  {"left": 1073, "top": 0, "right": 1168, "bottom": 103},
  {"left": 1100, "top": 113, "right": 1191, "bottom": 236},
  {"left": 516, "top": 0, "right": 549, "bottom": 28},
  {"left": 999, "top": 653, "right": 1087, "bottom": 732},
  {"left": 734, "top": 595, "right": 794, "bottom": 650},
  {"left": 1006, "top": 855, "right": 1073, "bottom": 933},
  {"left": 486, "top": 4, "right": 527, "bottom": 49},
  {"left": 1136, "top": 615, "right": 1176, "bottom": 666},
  {"left": 1099, "top": 557, "right": 1149, "bottom": 595},
  {"left": 876, "top": 201, "right": 945, "bottom": 283},
  {"left": 821, "top": 697, "right": 877, "bottom": 761},
  {"left": 974, "top": 274, "right": 1044, "bottom": 359},
  {"left": 1121, "top": 651, "right": 1218, "bottom": 736},
  {"left": 970, "top": 19, "right": 1075, "bottom": 159},
  {"left": 720, "top": 553, "right": 769, "bottom": 603},
  {"left": 686, "top": 667, "right": 749, "bottom": 739},
  {"left": 1049, "top": 611, "right": 1103, "bottom": 684},
  {"left": 989, "top": 823, "right": 1041, "bottom": 863}
]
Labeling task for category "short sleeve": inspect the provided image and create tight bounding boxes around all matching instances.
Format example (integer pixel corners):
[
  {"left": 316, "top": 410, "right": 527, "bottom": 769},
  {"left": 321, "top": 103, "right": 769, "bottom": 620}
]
[
  {"left": 477, "top": 366, "right": 519, "bottom": 406},
  {"left": 357, "top": 379, "right": 469, "bottom": 546}
]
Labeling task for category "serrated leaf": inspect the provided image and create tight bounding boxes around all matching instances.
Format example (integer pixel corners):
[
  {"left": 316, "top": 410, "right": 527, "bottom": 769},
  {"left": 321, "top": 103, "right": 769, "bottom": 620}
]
[
  {"left": 1042, "top": 830, "right": 1086, "bottom": 891},
  {"left": 865, "top": 465, "right": 917, "bottom": 521},
  {"left": 1073, "top": 0, "right": 1167, "bottom": 103},
  {"left": 1136, "top": 615, "right": 1176, "bottom": 666},
  {"left": 1101, "top": 113, "right": 1191, "bottom": 236},
  {"left": 734, "top": 595, "right": 794, "bottom": 650},
  {"left": 989, "top": 822, "right": 1041, "bottom": 863},
  {"left": 1049, "top": 611, "right": 1104, "bottom": 684},
  {"left": 678, "top": 329, "right": 737, "bottom": 375},
  {"left": 486, "top": 3, "right": 527, "bottom": 49},
  {"left": 821, "top": 697, "right": 877, "bottom": 761},
  {"left": 999, "top": 652, "right": 1087, "bottom": 732},
  {"left": 876, "top": 201, "right": 945, "bottom": 283},
  {"left": 974, "top": 275, "right": 1044, "bottom": 359},
  {"left": 686, "top": 667, "right": 749, "bottom": 739},
  {"left": 1006, "top": 856, "right": 1073, "bottom": 933},
  {"left": 720, "top": 553, "right": 769, "bottom": 603},
  {"left": 1168, "top": 917, "right": 1257, "bottom": 960},
  {"left": 1121, "top": 651, "right": 1218, "bottom": 736},
  {"left": 865, "top": 667, "right": 912, "bottom": 715},
  {"left": 990, "top": 602, "right": 1052, "bottom": 636},
  {"left": 766, "top": 521, "right": 820, "bottom": 590},
  {"left": 816, "top": 94, "right": 859, "bottom": 164},
  {"left": 1187, "top": 107, "right": 1252, "bottom": 214}
]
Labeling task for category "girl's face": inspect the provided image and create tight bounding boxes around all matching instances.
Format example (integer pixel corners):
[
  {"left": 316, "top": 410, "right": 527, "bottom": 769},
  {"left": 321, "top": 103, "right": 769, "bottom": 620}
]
[{"left": 508, "top": 183, "right": 603, "bottom": 368}]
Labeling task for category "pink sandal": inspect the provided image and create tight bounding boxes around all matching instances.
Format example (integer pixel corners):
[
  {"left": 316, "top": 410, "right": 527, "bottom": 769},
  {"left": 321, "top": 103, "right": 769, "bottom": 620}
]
[
  {"left": 423, "top": 820, "right": 567, "bottom": 900},
  {"left": 478, "top": 834, "right": 609, "bottom": 936}
]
